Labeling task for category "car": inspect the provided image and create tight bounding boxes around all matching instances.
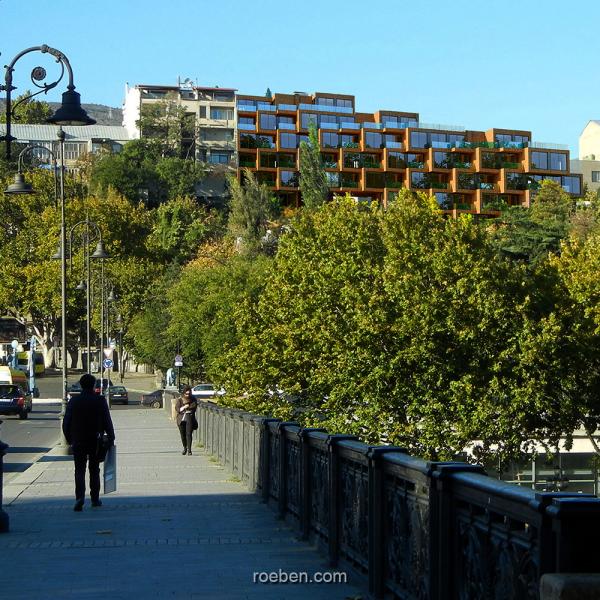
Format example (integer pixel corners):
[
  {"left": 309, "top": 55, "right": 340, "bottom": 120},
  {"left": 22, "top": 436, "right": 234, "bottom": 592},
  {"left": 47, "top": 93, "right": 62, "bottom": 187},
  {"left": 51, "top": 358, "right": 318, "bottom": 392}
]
[
  {"left": 0, "top": 383, "right": 33, "bottom": 419},
  {"left": 67, "top": 382, "right": 82, "bottom": 400},
  {"left": 191, "top": 383, "right": 225, "bottom": 400},
  {"left": 107, "top": 385, "right": 128, "bottom": 405},
  {"left": 94, "top": 378, "right": 113, "bottom": 395},
  {"left": 141, "top": 389, "right": 163, "bottom": 409}
]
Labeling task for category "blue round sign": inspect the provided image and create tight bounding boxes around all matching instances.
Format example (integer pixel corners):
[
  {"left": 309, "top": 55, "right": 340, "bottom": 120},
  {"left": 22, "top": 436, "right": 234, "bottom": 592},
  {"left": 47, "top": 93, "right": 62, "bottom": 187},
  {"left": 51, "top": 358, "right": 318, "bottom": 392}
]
[{"left": 103, "top": 358, "right": 114, "bottom": 369}]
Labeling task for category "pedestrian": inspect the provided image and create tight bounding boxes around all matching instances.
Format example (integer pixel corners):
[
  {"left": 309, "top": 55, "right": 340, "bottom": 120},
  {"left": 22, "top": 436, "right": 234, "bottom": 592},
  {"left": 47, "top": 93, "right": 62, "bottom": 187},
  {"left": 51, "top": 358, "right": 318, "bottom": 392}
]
[
  {"left": 175, "top": 385, "right": 197, "bottom": 455},
  {"left": 62, "top": 373, "right": 115, "bottom": 511}
]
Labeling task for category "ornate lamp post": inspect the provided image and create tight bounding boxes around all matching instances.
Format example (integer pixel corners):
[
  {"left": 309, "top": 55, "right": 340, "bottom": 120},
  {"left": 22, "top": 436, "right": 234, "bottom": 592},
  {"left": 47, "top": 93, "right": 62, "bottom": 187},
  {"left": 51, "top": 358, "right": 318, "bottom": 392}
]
[
  {"left": 2, "top": 45, "right": 95, "bottom": 453},
  {"left": 70, "top": 220, "right": 109, "bottom": 373}
]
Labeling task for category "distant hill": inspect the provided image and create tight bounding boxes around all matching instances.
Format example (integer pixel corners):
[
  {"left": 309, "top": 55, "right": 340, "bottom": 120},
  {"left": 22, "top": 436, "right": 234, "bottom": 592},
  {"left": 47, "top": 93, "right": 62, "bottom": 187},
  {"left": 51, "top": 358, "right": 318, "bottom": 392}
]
[{"left": 0, "top": 101, "right": 122, "bottom": 127}]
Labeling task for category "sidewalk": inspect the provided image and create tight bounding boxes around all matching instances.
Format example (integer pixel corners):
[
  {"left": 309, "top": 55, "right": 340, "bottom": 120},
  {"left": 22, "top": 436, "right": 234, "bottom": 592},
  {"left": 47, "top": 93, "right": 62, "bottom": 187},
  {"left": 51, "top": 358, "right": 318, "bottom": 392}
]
[{"left": 1, "top": 408, "right": 366, "bottom": 600}]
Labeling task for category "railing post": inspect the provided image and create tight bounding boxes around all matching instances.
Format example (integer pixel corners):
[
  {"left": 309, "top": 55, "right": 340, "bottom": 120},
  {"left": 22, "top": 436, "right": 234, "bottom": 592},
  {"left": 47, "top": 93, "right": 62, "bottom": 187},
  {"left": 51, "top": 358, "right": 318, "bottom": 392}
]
[
  {"left": 430, "top": 463, "right": 486, "bottom": 600},
  {"left": 546, "top": 497, "right": 600, "bottom": 572},
  {"left": 367, "top": 447, "right": 406, "bottom": 599},
  {"left": 327, "top": 434, "right": 358, "bottom": 567},
  {"left": 277, "top": 422, "right": 299, "bottom": 520},
  {"left": 259, "top": 418, "right": 281, "bottom": 503},
  {"left": 299, "top": 428, "right": 327, "bottom": 540},
  {"left": 0, "top": 422, "right": 9, "bottom": 533}
]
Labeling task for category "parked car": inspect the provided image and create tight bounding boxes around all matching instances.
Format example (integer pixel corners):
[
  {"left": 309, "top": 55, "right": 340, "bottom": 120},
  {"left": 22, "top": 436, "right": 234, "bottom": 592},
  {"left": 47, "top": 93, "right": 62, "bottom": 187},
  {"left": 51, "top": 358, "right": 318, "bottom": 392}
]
[
  {"left": 191, "top": 383, "right": 225, "bottom": 400},
  {"left": 94, "top": 378, "right": 113, "bottom": 395},
  {"left": 67, "top": 382, "right": 82, "bottom": 400},
  {"left": 107, "top": 385, "right": 128, "bottom": 405},
  {"left": 0, "top": 383, "right": 33, "bottom": 419},
  {"left": 141, "top": 389, "right": 163, "bottom": 409}
]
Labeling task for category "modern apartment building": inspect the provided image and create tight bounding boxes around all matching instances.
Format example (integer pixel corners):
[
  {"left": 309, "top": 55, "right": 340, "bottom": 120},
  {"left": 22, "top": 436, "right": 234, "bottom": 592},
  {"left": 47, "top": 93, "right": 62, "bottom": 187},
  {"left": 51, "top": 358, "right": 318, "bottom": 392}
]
[
  {"left": 122, "top": 82, "right": 237, "bottom": 203},
  {"left": 236, "top": 91, "right": 582, "bottom": 211}
]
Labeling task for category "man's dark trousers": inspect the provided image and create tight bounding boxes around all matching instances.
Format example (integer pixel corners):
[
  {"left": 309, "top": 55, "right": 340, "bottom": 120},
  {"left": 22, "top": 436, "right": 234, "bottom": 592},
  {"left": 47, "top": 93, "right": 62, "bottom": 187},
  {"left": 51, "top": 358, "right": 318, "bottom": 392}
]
[{"left": 73, "top": 442, "right": 101, "bottom": 502}]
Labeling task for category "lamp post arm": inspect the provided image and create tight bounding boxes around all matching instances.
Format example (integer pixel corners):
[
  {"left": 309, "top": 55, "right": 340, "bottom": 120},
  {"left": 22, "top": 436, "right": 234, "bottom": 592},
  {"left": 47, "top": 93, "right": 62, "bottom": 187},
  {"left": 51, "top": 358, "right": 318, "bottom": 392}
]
[{"left": 2, "top": 44, "right": 78, "bottom": 160}]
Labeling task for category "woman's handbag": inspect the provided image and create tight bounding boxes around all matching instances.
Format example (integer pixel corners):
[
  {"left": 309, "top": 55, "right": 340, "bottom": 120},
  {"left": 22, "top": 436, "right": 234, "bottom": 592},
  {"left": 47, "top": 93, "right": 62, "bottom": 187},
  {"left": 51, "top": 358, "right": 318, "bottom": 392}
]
[{"left": 191, "top": 414, "right": 198, "bottom": 431}]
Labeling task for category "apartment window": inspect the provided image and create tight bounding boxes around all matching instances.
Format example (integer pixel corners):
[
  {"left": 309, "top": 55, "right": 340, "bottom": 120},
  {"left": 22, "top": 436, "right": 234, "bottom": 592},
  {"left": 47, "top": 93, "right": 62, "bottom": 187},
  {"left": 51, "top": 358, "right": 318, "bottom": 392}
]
[
  {"left": 434, "top": 193, "right": 452, "bottom": 210},
  {"left": 434, "top": 152, "right": 450, "bottom": 168},
  {"left": 209, "top": 152, "right": 230, "bottom": 164},
  {"left": 316, "top": 97, "right": 335, "bottom": 106},
  {"left": 592, "top": 171, "right": 600, "bottom": 182},
  {"left": 210, "top": 107, "right": 233, "bottom": 120},
  {"left": 322, "top": 132, "right": 339, "bottom": 148},
  {"left": 259, "top": 153, "right": 277, "bottom": 168},
  {"left": 410, "top": 131, "right": 427, "bottom": 148},
  {"left": 365, "top": 132, "right": 383, "bottom": 149},
  {"left": 531, "top": 152, "right": 548, "bottom": 170},
  {"left": 550, "top": 153, "right": 567, "bottom": 171},
  {"left": 301, "top": 113, "right": 317, "bottom": 129},
  {"left": 63, "top": 142, "right": 88, "bottom": 161},
  {"left": 260, "top": 114, "right": 277, "bottom": 130},
  {"left": 387, "top": 152, "right": 405, "bottom": 169},
  {"left": 199, "top": 106, "right": 207, "bottom": 118},
  {"left": 561, "top": 176, "right": 581, "bottom": 195},
  {"left": 280, "top": 133, "right": 297, "bottom": 148},
  {"left": 341, "top": 135, "right": 359, "bottom": 148},
  {"left": 280, "top": 170, "right": 299, "bottom": 187}
]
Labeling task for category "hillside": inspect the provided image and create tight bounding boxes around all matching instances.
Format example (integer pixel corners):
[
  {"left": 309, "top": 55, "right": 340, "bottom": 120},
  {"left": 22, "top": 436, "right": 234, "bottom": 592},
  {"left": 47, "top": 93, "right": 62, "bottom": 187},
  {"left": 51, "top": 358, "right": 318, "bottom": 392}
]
[{"left": 0, "top": 102, "right": 123, "bottom": 127}]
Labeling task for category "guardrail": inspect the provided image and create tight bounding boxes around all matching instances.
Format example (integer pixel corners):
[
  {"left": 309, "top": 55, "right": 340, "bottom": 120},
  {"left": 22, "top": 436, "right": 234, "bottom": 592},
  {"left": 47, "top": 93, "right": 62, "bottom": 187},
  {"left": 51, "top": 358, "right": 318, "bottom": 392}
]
[{"left": 197, "top": 402, "right": 600, "bottom": 600}]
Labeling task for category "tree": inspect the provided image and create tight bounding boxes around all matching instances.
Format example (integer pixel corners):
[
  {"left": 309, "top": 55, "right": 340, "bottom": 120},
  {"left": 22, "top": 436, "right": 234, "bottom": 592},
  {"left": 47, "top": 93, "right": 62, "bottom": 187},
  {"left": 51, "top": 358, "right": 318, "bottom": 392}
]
[
  {"left": 0, "top": 91, "right": 52, "bottom": 125},
  {"left": 88, "top": 139, "right": 206, "bottom": 206},
  {"left": 226, "top": 169, "right": 279, "bottom": 255},
  {"left": 299, "top": 122, "right": 328, "bottom": 209},
  {"left": 490, "top": 180, "right": 573, "bottom": 265},
  {"left": 146, "top": 196, "right": 225, "bottom": 264},
  {"left": 265, "top": 88, "right": 273, "bottom": 99}
]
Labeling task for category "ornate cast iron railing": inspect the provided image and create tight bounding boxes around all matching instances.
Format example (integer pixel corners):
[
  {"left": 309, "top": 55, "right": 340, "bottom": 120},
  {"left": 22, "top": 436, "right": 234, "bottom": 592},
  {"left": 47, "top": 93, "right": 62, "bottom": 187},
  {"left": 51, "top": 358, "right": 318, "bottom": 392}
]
[{"left": 196, "top": 401, "right": 600, "bottom": 599}]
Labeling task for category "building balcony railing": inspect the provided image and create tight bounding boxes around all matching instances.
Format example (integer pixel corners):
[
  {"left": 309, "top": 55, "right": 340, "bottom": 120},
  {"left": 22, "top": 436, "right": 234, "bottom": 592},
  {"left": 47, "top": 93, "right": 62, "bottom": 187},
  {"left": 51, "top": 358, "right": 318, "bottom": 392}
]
[
  {"left": 278, "top": 123, "right": 296, "bottom": 131},
  {"left": 238, "top": 123, "right": 256, "bottom": 131},
  {"left": 277, "top": 104, "right": 297, "bottom": 112},
  {"left": 299, "top": 103, "right": 354, "bottom": 114},
  {"left": 385, "top": 141, "right": 403, "bottom": 149}
]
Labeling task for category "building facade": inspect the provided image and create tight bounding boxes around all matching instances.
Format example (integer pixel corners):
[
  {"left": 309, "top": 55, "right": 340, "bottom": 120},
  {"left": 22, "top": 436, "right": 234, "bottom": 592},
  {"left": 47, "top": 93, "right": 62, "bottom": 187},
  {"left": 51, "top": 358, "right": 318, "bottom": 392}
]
[
  {"left": 236, "top": 91, "right": 582, "bottom": 211},
  {"left": 0, "top": 124, "right": 129, "bottom": 169},
  {"left": 572, "top": 120, "right": 600, "bottom": 194},
  {"left": 122, "top": 83, "right": 237, "bottom": 203}
]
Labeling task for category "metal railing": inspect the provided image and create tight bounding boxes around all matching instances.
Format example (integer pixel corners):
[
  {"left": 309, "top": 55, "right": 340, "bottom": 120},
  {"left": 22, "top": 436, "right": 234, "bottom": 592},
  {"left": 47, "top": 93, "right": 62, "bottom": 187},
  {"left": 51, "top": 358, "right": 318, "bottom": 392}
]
[{"left": 197, "top": 402, "right": 600, "bottom": 600}]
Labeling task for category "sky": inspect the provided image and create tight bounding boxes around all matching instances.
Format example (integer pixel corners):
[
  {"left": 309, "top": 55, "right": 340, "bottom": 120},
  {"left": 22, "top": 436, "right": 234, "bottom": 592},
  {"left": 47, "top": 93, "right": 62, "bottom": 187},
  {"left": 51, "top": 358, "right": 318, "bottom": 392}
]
[{"left": 2, "top": 0, "right": 600, "bottom": 156}]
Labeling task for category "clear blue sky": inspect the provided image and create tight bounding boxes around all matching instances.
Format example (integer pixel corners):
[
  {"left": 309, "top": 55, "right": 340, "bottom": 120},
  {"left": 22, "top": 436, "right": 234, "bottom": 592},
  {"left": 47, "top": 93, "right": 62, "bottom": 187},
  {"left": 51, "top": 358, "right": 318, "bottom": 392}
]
[{"left": 2, "top": 0, "right": 599, "bottom": 156}]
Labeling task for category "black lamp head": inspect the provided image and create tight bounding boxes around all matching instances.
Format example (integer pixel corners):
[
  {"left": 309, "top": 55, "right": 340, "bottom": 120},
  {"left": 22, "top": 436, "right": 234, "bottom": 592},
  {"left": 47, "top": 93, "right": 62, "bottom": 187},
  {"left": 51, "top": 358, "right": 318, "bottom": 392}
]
[
  {"left": 46, "top": 88, "right": 96, "bottom": 126},
  {"left": 4, "top": 172, "right": 35, "bottom": 195}
]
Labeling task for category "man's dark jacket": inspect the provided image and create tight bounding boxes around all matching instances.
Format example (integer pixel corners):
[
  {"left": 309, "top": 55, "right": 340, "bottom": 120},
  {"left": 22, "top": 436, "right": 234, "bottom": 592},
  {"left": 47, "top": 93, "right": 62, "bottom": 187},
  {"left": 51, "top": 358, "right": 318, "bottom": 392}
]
[{"left": 62, "top": 390, "right": 115, "bottom": 447}]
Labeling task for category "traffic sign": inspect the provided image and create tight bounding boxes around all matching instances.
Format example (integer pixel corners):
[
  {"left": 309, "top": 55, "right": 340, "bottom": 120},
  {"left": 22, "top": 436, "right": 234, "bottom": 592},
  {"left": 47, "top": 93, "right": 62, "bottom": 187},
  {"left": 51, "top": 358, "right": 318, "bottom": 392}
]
[
  {"left": 103, "top": 358, "right": 113, "bottom": 369},
  {"left": 103, "top": 348, "right": 112, "bottom": 358},
  {"left": 174, "top": 354, "right": 183, "bottom": 367}
]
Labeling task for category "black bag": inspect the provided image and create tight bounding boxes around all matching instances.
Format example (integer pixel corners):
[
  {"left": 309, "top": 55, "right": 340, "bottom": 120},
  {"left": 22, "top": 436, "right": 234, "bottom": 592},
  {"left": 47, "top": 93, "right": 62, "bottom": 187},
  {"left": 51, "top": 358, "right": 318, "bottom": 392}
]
[
  {"left": 191, "top": 414, "right": 198, "bottom": 431},
  {"left": 96, "top": 433, "right": 111, "bottom": 463}
]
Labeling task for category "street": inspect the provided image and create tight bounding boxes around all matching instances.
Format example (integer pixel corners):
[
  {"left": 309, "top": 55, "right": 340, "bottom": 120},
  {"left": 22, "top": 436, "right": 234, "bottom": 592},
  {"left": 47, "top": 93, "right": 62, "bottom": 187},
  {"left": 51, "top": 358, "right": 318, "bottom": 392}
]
[{"left": 1, "top": 370, "right": 158, "bottom": 483}]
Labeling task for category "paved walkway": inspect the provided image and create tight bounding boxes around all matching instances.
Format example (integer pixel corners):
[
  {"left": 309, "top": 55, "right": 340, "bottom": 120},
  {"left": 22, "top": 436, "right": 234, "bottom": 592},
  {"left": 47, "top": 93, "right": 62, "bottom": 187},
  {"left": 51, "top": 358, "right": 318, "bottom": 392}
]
[{"left": 1, "top": 408, "right": 366, "bottom": 599}]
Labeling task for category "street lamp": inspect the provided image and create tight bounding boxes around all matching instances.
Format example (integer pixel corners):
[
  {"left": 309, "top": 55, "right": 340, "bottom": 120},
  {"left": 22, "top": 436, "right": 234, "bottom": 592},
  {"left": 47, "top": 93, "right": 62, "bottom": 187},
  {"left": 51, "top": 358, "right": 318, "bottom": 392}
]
[
  {"left": 1, "top": 45, "right": 96, "bottom": 161},
  {"left": 2, "top": 45, "right": 95, "bottom": 452},
  {"left": 115, "top": 313, "right": 124, "bottom": 383},
  {"left": 68, "top": 220, "right": 108, "bottom": 373}
]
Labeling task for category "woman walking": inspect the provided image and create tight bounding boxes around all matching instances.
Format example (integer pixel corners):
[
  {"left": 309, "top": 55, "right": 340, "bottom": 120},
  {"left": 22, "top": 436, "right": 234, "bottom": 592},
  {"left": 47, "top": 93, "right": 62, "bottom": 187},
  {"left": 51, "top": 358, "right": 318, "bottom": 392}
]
[{"left": 175, "top": 386, "right": 197, "bottom": 455}]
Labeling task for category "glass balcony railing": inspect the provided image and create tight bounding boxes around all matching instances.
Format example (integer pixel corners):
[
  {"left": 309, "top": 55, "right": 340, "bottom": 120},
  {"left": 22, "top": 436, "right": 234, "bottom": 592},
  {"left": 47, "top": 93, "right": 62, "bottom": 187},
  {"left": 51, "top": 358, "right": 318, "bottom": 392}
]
[
  {"left": 340, "top": 122, "right": 360, "bottom": 130},
  {"left": 237, "top": 103, "right": 256, "bottom": 112},
  {"left": 238, "top": 123, "right": 256, "bottom": 131},
  {"left": 278, "top": 122, "right": 296, "bottom": 130},
  {"left": 362, "top": 122, "right": 384, "bottom": 130},
  {"left": 299, "top": 103, "right": 354, "bottom": 114},
  {"left": 478, "top": 182, "right": 497, "bottom": 191},
  {"left": 431, "top": 181, "right": 448, "bottom": 189},
  {"left": 320, "top": 121, "right": 338, "bottom": 130},
  {"left": 277, "top": 104, "right": 297, "bottom": 112},
  {"left": 407, "top": 161, "right": 425, "bottom": 168},
  {"left": 239, "top": 159, "right": 256, "bottom": 168},
  {"left": 257, "top": 103, "right": 276, "bottom": 112},
  {"left": 386, "top": 181, "right": 404, "bottom": 188},
  {"left": 341, "top": 178, "right": 359, "bottom": 188},
  {"left": 431, "top": 140, "right": 450, "bottom": 149},
  {"left": 383, "top": 121, "right": 416, "bottom": 129},
  {"left": 528, "top": 141, "right": 569, "bottom": 151},
  {"left": 385, "top": 141, "right": 403, "bottom": 149}
]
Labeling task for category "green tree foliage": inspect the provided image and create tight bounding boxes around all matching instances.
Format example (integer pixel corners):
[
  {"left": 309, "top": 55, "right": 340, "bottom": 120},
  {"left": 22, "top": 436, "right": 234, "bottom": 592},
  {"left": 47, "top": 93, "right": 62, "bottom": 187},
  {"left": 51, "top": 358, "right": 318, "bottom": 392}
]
[
  {"left": 88, "top": 139, "right": 206, "bottom": 206},
  {"left": 0, "top": 91, "right": 52, "bottom": 125},
  {"left": 490, "top": 180, "right": 573, "bottom": 265},
  {"left": 226, "top": 170, "right": 279, "bottom": 255},
  {"left": 167, "top": 252, "right": 271, "bottom": 382},
  {"left": 216, "top": 190, "right": 595, "bottom": 465},
  {"left": 299, "top": 123, "right": 328, "bottom": 209},
  {"left": 146, "top": 196, "right": 225, "bottom": 264}
]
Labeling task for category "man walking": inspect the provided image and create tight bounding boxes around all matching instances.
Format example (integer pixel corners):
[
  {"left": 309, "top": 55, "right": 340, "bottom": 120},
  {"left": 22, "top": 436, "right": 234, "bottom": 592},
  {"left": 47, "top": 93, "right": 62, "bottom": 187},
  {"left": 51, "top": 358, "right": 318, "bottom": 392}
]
[{"left": 63, "top": 373, "right": 115, "bottom": 511}]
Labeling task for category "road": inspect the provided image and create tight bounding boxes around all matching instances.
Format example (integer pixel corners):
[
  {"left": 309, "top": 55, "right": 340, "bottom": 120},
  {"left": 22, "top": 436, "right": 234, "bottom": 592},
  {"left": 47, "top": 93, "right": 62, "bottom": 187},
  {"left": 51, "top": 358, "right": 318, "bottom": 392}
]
[{"left": 1, "top": 370, "right": 158, "bottom": 484}]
